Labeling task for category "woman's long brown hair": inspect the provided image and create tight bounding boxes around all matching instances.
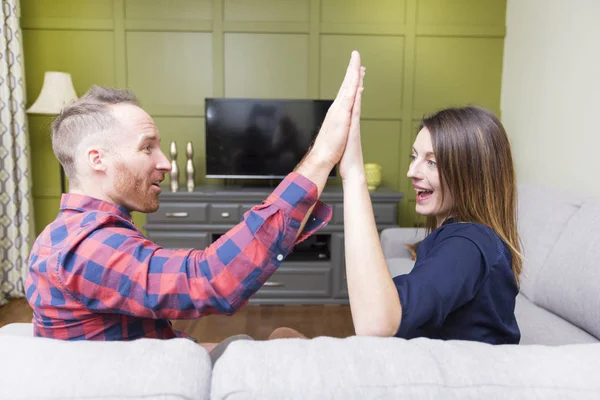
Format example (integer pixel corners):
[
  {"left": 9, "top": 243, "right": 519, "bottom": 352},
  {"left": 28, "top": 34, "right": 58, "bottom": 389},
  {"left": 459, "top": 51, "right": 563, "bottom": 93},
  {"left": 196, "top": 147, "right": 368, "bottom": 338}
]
[{"left": 420, "top": 106, "right": 523, "bottom": 285}]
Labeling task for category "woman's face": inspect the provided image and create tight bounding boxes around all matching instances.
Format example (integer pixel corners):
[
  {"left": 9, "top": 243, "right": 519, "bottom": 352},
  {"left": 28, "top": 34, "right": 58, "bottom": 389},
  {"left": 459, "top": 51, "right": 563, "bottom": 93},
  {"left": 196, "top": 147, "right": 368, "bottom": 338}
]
[{"left": 407, "top": 128, "right": 454, "bottom": 226}]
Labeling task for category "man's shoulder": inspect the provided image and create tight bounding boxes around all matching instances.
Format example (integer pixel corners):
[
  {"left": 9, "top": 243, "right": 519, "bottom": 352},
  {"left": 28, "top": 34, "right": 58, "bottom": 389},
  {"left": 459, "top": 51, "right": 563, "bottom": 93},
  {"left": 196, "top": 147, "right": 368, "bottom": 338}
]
[{"left": 35, "top": 209, "right": 137, "bottom": 247}]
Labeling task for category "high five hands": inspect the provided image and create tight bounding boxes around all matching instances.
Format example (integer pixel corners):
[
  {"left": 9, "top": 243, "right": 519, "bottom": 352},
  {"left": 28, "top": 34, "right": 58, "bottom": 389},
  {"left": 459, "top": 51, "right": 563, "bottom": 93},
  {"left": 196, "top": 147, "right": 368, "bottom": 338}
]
[
  {"left": 303, "top": 50, "right": 366, "bottom": 174},
  {"left": 339, "top": 57, "right": 366, "bottom": 180}
]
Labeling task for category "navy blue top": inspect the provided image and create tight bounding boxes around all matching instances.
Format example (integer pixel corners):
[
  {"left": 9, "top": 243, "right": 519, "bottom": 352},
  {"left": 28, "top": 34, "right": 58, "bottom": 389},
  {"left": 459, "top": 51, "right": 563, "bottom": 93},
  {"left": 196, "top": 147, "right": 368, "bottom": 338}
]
[{"left": 393, "top": 219, "right": 520, "bottom": 344}]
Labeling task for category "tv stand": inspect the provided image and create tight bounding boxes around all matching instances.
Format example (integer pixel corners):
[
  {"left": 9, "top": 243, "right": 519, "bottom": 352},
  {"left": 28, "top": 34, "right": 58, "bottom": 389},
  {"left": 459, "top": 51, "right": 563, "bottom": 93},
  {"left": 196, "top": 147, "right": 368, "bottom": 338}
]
[
  {"left": 144, "top": 184, "right": 404, "bottom": 305},
  {"left": 220, "top": 178, "right": 282, "bottom": 188}
]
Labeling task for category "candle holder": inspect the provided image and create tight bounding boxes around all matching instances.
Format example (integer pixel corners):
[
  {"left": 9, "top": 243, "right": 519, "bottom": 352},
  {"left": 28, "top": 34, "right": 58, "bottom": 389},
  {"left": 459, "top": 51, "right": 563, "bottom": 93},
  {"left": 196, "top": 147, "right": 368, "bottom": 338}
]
[
  {"left": 169, "top": 141, "right": 179, "bottom": 192},
  {"left": 186, "top": 141, "right": 195, "bottom": 192}
]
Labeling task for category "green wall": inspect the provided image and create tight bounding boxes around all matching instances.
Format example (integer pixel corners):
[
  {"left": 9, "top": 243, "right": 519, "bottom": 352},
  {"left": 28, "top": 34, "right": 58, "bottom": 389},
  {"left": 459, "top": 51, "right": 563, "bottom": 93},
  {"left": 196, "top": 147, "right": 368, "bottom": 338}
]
[{"left": 22, "top": 0, "right": 506, "bottom": 233}]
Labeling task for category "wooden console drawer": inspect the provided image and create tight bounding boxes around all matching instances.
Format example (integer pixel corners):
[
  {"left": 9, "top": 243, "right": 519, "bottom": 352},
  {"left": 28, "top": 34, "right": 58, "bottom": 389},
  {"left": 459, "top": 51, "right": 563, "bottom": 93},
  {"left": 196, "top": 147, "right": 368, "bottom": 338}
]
[
  {"left": 333, "top": 204, "right": 396, "bottom": 225},
  {"left": 148, "top": 202, "right": 208, "bottom": 223},
  {"left": 333, "top": 204, "right": 344, "bottom": 224},
  {"left": 372, "top": 204, "right": 396, "bottom": 224},
  {"left": 147, "top": 231, "right": 209, "bottom": 250},
  {"left": 253, "top": 266, "right": 332, "bottom": 298},
  {"left": 209, "top": 204, "right": 240, "bottom": 224}
]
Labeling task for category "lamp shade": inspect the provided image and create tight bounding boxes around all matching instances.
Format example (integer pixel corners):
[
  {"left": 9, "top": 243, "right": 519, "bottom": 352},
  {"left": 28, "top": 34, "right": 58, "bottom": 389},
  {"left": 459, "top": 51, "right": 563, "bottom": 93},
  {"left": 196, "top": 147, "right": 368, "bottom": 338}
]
[{"left": 27, "top": 71, "right": 78, "bottom": 114}]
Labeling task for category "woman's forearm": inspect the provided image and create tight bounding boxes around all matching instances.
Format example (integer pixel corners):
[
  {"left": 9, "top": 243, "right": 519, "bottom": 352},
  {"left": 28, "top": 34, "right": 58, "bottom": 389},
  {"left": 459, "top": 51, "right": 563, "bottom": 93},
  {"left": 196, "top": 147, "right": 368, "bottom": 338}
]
[{"left": 343, "top": 174, "right": 402, "bottom": 336}]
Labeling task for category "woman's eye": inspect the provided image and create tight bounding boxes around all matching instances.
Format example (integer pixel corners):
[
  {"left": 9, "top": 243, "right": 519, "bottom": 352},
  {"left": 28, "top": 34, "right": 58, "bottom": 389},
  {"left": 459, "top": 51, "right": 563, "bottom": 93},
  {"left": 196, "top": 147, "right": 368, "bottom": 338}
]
[
  {"left": 409, "top": 154, "right": 416, "bottom": 161},
  {"left": 427, "top": 160, "right": 437, "bottom": 167}
]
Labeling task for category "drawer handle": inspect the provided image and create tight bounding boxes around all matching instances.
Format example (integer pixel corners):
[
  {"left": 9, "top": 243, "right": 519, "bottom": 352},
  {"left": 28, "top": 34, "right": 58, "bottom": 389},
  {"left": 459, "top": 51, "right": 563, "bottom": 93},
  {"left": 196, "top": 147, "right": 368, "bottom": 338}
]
[
  {"left": 220, "top": 212, "right": 230, "bottom": 218},
  {"left": 165, "top": 212, "right": 189, "bottom": 218},
  {"left": 264, "top": 281, "right": 284, "bottom": 287}
]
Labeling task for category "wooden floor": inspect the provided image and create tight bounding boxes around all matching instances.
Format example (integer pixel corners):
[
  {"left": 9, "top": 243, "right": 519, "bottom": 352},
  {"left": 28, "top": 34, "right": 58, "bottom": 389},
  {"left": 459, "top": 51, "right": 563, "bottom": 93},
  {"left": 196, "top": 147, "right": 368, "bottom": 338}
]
[{"left": 0, "top": 298, "right": 355, "bottom": 342}]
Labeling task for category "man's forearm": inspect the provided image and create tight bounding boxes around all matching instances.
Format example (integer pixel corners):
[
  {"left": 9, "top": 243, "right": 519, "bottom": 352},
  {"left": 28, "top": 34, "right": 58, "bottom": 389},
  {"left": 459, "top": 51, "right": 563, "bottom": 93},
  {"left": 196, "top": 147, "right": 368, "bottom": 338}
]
[
  {"left": 294, "top": 151, "right": 335, "bottom": 236},
  {"left": 294, "top": 151, "right": 334, "bottom": 198}
]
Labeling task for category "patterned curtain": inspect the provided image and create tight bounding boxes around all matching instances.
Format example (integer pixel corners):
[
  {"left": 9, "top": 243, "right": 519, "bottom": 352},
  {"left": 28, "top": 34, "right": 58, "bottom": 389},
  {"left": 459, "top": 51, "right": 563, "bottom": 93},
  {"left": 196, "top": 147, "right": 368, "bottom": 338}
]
[{"left": 0, "top": 0, "right": 33, "bottom": 306}]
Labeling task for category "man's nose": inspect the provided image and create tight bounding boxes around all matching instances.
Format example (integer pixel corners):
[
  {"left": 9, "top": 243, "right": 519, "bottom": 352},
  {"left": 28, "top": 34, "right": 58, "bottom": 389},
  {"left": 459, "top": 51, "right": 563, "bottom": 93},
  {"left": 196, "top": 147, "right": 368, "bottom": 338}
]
[{"left": 157, "top": 150, "right": 172, "bottom": 171}]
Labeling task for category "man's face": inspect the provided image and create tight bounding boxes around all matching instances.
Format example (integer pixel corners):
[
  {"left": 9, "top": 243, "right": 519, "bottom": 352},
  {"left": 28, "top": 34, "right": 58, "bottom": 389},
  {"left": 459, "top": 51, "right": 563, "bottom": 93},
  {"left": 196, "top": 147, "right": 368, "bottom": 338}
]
[{"left": 106, "top": 104, "right": 171, "bottom": 213}]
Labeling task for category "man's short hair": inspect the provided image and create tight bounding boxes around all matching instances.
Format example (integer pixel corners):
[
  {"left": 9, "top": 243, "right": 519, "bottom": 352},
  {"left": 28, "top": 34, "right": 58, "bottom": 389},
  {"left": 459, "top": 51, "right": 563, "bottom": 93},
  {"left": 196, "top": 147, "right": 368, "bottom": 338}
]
[{"left": 51, "top": 85, "right": 139, "bottom": 187}]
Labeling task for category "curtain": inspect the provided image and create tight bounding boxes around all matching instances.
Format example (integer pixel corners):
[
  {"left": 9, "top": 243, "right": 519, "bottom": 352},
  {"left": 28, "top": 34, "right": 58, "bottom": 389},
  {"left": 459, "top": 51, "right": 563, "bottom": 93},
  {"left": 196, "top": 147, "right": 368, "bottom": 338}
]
[{"left": 0, "top": 0, "right": 33, "bottom": 306}]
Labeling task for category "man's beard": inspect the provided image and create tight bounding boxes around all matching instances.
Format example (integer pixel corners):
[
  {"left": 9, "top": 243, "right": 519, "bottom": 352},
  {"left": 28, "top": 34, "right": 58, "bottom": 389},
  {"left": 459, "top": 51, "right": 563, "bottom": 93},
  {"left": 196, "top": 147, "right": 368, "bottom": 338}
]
[{"left": 113, "top": 162, "right": 160, "bottom": 213}]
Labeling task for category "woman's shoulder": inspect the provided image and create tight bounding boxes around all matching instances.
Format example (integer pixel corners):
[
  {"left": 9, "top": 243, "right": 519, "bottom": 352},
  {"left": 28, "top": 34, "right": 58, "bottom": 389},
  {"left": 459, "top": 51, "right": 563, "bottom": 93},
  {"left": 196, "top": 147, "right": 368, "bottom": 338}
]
[
  {"left": 429, "top": 220, "right": 505, "bottom": 255},
  {"left": 419, "top": 220, "right": 512, "bottom": 280}
]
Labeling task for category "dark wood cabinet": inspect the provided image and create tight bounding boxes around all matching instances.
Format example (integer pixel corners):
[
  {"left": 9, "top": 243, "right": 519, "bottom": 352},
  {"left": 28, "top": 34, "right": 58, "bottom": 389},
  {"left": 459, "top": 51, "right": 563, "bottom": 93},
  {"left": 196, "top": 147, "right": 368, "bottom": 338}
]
[{"left": 144, "top": 184, "right": 403, "bottom": 304}]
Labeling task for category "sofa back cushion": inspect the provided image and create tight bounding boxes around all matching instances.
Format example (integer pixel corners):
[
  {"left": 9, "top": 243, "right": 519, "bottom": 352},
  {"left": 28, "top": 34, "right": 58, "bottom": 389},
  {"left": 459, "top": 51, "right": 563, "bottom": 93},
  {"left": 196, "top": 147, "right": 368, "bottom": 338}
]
[
  {"left": 534, "top": 200, "right": 600, "bottom": 340},
  {"left": 0, "top": 336, "right": 211, "bottom": 400},
  {"left": 516, "top": 184, "right": 583, "bottom": 301},
  {"left": 212, "top": 336, "right": 600, "bottom": 399}
]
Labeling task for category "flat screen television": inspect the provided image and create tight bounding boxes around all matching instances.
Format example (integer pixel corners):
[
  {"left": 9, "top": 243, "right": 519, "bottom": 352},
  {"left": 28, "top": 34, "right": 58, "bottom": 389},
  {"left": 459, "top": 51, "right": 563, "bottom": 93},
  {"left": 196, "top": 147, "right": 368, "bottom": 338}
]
[{"left": 205, "top": 98, "right": 335, "bottom": 179}]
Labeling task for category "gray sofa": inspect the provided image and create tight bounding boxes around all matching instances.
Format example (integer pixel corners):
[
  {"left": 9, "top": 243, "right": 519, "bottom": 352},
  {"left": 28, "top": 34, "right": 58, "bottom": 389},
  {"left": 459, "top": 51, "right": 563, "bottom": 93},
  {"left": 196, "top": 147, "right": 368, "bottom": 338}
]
[{"left": 1, "top": 184, "right": 599, "bottom": 399}]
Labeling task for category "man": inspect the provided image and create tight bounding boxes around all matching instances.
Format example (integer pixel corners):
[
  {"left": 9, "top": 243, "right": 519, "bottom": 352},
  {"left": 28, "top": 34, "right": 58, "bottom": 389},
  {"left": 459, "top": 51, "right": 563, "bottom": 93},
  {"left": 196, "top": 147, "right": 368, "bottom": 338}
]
[{"left": 25, "top": 51, "right": 363, "bottom": 357}]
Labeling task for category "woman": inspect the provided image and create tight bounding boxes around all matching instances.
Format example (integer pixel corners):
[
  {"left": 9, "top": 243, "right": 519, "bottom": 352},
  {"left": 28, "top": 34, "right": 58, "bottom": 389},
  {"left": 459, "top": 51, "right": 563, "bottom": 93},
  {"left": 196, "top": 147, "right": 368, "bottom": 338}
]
[{"left": 340, "top": 72, "right": 522, "bottom": 344}]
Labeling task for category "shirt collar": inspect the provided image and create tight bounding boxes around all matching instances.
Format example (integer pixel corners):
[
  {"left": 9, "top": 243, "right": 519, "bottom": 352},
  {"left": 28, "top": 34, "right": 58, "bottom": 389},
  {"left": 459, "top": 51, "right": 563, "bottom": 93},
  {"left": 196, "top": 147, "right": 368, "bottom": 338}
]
[
  {"left": 60, "top": 193, "right": 132, "bottom": 221},
  {"left": 442, "top": 217, "right": 458, "bottom": 226}
]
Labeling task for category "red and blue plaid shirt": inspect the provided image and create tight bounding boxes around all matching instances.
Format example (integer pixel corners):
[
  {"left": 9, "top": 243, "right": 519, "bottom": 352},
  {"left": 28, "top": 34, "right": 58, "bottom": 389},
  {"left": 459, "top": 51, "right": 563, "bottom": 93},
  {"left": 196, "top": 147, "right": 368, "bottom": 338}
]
[{"left": 25, "top": 172, "right": 331, "bottom": 340}]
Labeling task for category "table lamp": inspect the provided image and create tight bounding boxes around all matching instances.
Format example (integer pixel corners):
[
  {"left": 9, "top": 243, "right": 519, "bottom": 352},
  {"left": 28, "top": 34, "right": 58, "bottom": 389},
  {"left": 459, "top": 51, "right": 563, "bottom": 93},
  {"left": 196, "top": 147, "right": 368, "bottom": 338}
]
[{"left": 26, "top": 71, "right": 78, "bottom": 193}]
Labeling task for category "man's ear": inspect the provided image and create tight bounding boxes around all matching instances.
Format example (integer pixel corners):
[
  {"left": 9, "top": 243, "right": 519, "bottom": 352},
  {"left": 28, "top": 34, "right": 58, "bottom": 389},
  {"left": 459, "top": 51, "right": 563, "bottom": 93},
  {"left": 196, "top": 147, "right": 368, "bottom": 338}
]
[{"left": 87, "top": 148, "right": 107, "bottom": 172}]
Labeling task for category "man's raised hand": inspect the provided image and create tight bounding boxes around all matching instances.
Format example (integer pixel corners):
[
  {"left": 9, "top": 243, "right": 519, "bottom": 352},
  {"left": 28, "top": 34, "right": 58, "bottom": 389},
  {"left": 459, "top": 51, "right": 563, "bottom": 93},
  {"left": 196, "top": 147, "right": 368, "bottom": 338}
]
[{"left": 308, "top": 51, "right": 362, "bottom": 169}]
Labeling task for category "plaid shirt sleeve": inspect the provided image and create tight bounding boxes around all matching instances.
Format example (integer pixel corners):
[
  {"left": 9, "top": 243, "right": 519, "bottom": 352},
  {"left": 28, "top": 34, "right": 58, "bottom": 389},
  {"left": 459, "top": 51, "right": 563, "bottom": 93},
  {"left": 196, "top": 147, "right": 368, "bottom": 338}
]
[{"left": 56, "top": 172, "right": 331, "bottom": 320}]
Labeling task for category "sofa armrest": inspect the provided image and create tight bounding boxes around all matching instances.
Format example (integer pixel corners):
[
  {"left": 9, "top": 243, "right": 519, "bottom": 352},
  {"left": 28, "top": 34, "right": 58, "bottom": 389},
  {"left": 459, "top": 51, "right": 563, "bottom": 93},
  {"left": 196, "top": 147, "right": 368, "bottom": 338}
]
[{"left": 380, "top": 227, "right": 427, "bottom": 259}]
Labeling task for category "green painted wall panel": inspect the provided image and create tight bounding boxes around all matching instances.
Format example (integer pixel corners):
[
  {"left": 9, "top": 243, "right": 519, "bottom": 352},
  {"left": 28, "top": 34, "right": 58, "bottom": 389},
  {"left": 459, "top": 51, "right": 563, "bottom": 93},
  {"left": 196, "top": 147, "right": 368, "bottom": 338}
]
[
  {"left": 321, "top": 0, "right": 406, "bottom": 24},
  {"left": 320, "top": 35, "right": 404, "bottom": 119},
  {"left": 125, "top": 0, "right": 212, "bottom": 21},
  {"left": 126, "top": 32, "right": 213, "bottom": 116},
  {"left": 413, "top": 37, "right": 504, "bottom": 116},
  {"left": 224, "top": 0, "right": 309, "bottom": 22},
  {"left": 28, "top": 116, "right": 59, "bottom": 197},
  {"left": 21, "top": 0, "right": 114, "bottom": 19},
  {"left": 224, "top": 33, "right": 309, "bottom": 98},
  {"left": 417, "top": 0, "right": 506, "bottom": 27},
  {"left": 23, "top": 30, "right": 116, "bottom": 104}
]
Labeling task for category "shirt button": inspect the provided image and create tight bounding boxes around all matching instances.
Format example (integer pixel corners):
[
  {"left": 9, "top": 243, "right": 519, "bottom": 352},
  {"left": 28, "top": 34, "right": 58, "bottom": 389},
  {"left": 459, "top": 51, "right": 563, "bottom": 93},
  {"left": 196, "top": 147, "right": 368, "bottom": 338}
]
[{"left": 277, "top": 254, "right": 283, "bottom": 261}]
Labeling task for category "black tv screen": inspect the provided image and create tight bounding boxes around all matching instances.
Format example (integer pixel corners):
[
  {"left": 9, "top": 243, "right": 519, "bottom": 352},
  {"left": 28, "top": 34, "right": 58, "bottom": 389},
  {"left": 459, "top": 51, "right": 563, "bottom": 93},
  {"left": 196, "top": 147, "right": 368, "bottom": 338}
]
[{"left": 205, "top": 98, "right": 335, "bottom": 179}]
